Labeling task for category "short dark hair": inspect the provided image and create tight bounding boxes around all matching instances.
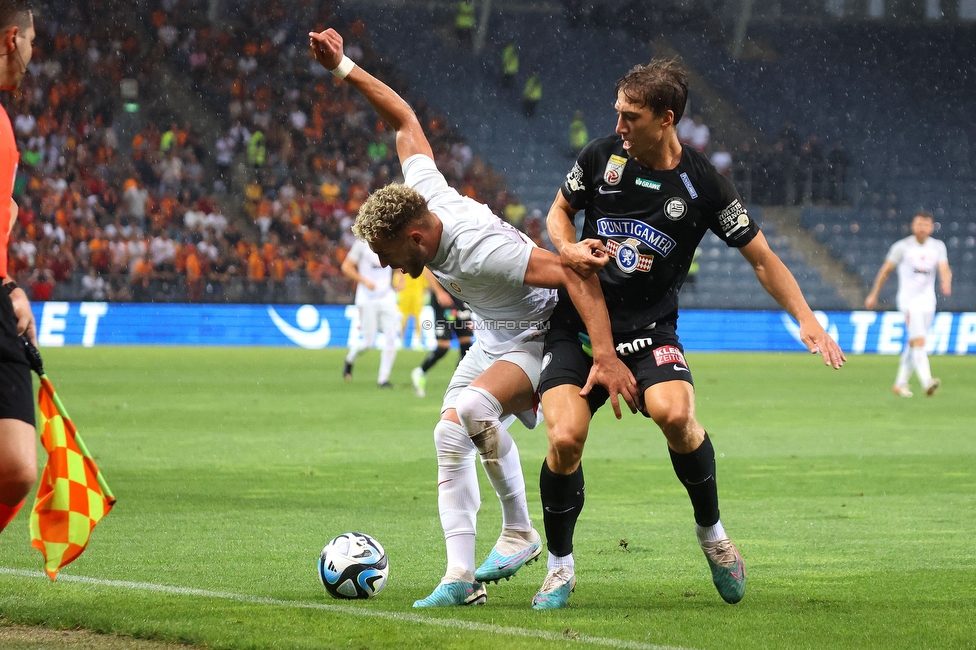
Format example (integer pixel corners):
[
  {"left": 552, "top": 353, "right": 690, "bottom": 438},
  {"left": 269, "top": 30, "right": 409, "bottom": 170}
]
[
  {"left": 914, "top": 210, "right": 934, "bottom": 220},
  {"left": 615, "top": 58, "right": 688, "bottom": 124},
  {"left": 0, "top": 0, "right": 32, "bottom": 31}
]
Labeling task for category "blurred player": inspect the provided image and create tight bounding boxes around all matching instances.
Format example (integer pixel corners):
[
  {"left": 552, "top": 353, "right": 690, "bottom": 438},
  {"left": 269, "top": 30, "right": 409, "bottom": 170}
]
[
  {"left": 535, "top": 58, "right": 846, "bottom": 609},
  {"left": 341, "top": 238, "right": 400, "bottom": 388},
  {"left": 309, "top": 27, "right": 638, "bottom": 607},
  {"left": 398, "top": 270, "right": 428, "bottom": 351},
  {"left": 865, "top": 210, "right": 951, "bottom": 397},
  {"left": 410, "top": 268, "right": 473, "bottom": 399},
  {"left": 0, "top": 0, "right": 36, "bottom": 535}
]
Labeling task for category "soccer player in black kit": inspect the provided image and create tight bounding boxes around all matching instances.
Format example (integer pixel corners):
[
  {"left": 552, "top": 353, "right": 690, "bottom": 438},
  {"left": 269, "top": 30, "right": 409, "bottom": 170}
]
[{"left": 531, "top": 58, "right": 847, "bottom": 609}]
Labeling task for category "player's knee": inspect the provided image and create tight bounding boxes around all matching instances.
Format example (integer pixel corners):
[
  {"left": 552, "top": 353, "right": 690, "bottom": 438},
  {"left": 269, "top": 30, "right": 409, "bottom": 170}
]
[
  {"left": 0, "top": 462, "right": 36, "bottom": 505},
  {"left": 652, "top": 404, "right": 694, "bottom": 438},
  {"left": 546, "top": 422, "right": 586, "bottom": 466},
  {"left": 433, "top": 419, "right": 473, "bottom": 461},
  {"left": 455, "top": 386, "right": 502, "bottom": 434}
]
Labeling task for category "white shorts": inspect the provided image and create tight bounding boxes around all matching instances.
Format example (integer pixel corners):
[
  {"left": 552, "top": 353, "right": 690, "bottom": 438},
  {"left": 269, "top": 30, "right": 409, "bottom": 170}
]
[
  {"left": 902, "top": 306, "right": 935, "bottom": 341},
  {"left": 358, "top": 300, "right": 400, "bottom": 346},
  {"left": 441, "top": 336, "right": 545, "bottom": 429}
]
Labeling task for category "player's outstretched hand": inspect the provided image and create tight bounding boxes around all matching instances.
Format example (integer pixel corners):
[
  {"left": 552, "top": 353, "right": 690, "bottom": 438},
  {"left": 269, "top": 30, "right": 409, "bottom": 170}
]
[
  {"left": 308, "top": 28, "right": 344, "bottom": 71},
  {"left": 561, "top": 239, "right": 609, "bottom": 279},
  {"left": 801, "top": 320, "right": 846, "bottom": 369},
  {"left": 580, "top": 356, "right": 640, "bottom": 419}
]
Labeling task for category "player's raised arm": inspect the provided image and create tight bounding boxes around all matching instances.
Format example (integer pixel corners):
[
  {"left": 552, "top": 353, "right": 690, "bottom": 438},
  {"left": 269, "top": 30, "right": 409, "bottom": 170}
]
[{"left": 309, "top": 28, "right": 433, "bottom": 164}]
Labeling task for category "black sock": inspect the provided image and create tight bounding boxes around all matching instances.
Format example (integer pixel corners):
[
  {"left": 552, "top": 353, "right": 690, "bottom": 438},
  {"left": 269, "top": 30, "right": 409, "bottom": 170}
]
[
  {"left": 421, "top": 346, "right": 448, "bottom": 373},
  {"left": 457, "top": 341, "right": 471, "bottom": 365},
  {"left": 540, "top": 460, "right": 584, "bottom": 557},
  {"left": 668, "top": 432, "right": 720, "bottom": 527}
]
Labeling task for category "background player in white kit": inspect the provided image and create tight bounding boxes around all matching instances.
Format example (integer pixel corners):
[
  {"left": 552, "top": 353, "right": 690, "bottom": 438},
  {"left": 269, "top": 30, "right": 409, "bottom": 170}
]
[
  {"left": 309, "top": 27, "right": 638, "bottom": 608},
  {"left": 865, "top": 210, "right": 952, "bottom": 397},
  {"left": 341, "top": 239, "right": 400, "bottom": 388}
]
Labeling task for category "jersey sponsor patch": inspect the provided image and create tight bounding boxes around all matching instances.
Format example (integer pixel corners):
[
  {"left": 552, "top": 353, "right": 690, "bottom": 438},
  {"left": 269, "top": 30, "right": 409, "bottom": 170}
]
[
  {"left": 566, "top": 162, "right": 585, "bottom": 192},
  {"left": 606, "top": 238, "right": 653, "bottom": 273},
  {"left": 604, "top": 154, "right": 627, "bottom": 186},
  {"left": 635, "top": 177, "right": 661, "bottom": 191},
  {"left": 718, "top": 200, "right": 749, "bottom": 237},
  {"left": 653, "top": 345, "right": 687, "bottom": 367},
  {"left": 450, "top": 281, "right": 462, "bottom": 293},
  {"left": 664, "top": 197, "right": 687, "bottom": 221},
  {"left": 596, "top": 218, "right": 676, "bottom": 257},
  {"left": 679, "top": 172, "right": 699, "bottom": 199}
]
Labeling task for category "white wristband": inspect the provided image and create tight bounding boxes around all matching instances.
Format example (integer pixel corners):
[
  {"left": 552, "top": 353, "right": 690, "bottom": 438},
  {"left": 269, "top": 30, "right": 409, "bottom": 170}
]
[{"left": 330, "top": 56, "right": 355, "bottom": 79}]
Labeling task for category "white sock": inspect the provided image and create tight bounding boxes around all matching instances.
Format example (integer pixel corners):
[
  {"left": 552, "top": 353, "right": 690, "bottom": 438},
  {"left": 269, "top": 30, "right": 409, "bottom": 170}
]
[
  {"left": 457, "top": 387, "right": 532, "bottom": 532},
  {"left": 912, "top": 347, "right": 933, "bottom": 388},
  {"left": 345, "top": 345, "right": 364, "bottom": 364},
  {"left": 377, "top": 336, "right": 397, "bottom": 384},
  {"left": 696, "top": 520, "right": 727, "bottom": 544},
  {"left": 547, "top": 552, "right": 575, "bottom": 572},
  {"left": 434, "top": 420, "right": 480, "bottom": 574},
  {"left": 895, "top": 346, "right": 913, "bottom": 387},
  {"left": 481, "top": 443, "right": 532, "bottom": 532}
]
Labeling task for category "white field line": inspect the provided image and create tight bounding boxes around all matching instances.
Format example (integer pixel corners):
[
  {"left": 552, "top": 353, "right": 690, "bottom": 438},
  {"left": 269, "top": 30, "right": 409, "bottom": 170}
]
[{"left": 0, "top": 567, "right": 696, "bottom": 650}]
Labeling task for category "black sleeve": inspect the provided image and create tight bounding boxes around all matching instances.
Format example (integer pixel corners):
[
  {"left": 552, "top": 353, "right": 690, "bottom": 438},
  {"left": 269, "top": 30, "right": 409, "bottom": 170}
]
[
  {"left": 560, "top": 140, "right": 598, "bottom": 211},
  {"left": 702, "top": 169, "right": 760, "bottom": 248}
]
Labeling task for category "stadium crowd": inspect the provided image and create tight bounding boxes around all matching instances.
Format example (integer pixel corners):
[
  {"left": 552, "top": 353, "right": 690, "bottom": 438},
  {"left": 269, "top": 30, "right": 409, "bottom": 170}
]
[{"left": 7, "top": 0, "right": 537, "bottom": 304}]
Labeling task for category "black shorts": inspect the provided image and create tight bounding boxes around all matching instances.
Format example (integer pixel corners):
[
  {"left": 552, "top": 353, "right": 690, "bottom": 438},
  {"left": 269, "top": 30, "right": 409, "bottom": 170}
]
[
  {"left": 432, "top": 298, "right": 474, "bottom": 341},
  {"left": 539, "top": 320, "right": 693, "bottom": 415},
  {"left": 0, "top": 292, "right": 34, "bottom": 426}
]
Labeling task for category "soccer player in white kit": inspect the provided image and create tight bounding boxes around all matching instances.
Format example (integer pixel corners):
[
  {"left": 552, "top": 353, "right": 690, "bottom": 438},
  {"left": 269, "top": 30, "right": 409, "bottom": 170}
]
[
  {"left": 865, "top": 210, "right": 952, "bottom": 397},
  {"left": 340, "top": 239, "right": 400, "bottom": 388},
  {"left": 309, "top": 27, "right": 639, "bottom": 607}
]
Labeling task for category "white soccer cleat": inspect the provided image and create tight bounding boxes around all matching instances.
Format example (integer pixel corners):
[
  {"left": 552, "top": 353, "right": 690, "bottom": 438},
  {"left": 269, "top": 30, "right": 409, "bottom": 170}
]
[
  {"left": 925, "top": 378, "right": 941, "bottom": 397},
  {"left": 892, "top": 384, "right": 913, "bottom": 398},
  {"left": 411, "top": 367, "right": 426, "bottom": 398}
]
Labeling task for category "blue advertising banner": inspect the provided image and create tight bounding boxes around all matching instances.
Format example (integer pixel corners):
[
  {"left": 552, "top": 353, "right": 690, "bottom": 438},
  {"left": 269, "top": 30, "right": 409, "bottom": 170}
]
[{"left": 31, "top": 302, "right": 976, "bottom": 355}]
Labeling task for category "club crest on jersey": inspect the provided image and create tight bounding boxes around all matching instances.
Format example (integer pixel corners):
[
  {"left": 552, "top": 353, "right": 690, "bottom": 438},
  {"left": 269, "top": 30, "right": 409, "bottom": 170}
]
[
  {"left": 605, "top": 238, "right": 653, "bottom": 274},
  {"left": 664, "top": 197, "right": 687, "bottom": 221},
  {"left": 604, "top": 154, "right": 627, "bottom": 186},
  {"left": 450, "top": 282, "right": 462, "bottom": 293}
]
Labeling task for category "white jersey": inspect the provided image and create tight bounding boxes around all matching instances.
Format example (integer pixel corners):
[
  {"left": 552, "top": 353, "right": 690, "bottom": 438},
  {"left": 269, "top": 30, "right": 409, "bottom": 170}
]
[
  {"left": 403, "top": 154, "right": 557, "bottom": 354},
  {"left": 347, "top": 239, "right": 396, "bottom": 305},
  {"left": 886, "top": 235, "right": 947, "bottom": 312}
]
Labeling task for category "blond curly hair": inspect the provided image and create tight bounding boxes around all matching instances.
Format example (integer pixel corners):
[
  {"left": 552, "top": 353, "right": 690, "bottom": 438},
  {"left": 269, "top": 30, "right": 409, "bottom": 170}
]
[{"left": 353, "top": 184, "right": 429, "bottom": 241}]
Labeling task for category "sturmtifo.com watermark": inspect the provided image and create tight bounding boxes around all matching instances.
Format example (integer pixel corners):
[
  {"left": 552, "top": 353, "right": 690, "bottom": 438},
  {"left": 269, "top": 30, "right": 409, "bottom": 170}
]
[{"left": 421, "top": 319, "right": 549, "bottom": 331}]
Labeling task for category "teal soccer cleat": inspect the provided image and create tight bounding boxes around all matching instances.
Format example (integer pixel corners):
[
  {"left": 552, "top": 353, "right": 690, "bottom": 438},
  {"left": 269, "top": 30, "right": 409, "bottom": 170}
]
[
  {"left": 701, "top": 538, "right": 746, "bottom": 604},
  {"left": 474, "top": 528, "right": 542, "bottom": 583},
  {"left": 413, "top": 570, "right": 487, "bottom": 607},
  {"left": 531, "top": 567, "right": 576, "bottom": 610}
]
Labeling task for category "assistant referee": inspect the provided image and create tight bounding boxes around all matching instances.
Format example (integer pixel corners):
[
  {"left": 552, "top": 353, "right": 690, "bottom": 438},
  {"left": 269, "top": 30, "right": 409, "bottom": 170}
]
[{"left": 0, "top": 0, "right": 37, "bottom": 535}]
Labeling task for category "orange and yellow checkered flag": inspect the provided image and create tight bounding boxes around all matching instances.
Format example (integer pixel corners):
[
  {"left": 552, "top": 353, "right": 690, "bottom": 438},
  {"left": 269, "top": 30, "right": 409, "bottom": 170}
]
[{"left": 29, "top": 375, "right": 116, "bottom": 580}]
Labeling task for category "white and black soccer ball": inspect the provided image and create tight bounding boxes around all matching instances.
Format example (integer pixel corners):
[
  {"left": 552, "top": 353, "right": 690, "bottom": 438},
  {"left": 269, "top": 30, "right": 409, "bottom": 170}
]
[{"left": 318, "top": 532, "right": 389, "bottom": 599}]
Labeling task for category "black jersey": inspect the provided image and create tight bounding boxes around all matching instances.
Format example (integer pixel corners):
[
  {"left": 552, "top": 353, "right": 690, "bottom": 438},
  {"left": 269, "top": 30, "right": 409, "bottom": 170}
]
[{"left": 552, "top": 136, "right": 760, "bottom": 333}]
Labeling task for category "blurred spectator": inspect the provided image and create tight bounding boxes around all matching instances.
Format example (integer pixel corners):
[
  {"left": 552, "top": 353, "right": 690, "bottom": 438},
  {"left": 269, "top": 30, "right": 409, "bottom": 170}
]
[
  {"left": 710, "top": 144, "right": 732, "bottom": 177},
  {"left": 689, "top": 115, "right": 710, "bottom": 152},
  {"left": 522, "top": 72, "right": 542, "bottom": 117},
  {"left": 827, "top": 141, "right": 850, "bottom": 205},
  {"left": 501, "top": 43, "right": 518, "bottom": 89},
  {"left": 455, "top": 1, "right": 475, "bottom": 47},
  {"left": 569, "top": 110, "right": 588, "bottom": 157}
]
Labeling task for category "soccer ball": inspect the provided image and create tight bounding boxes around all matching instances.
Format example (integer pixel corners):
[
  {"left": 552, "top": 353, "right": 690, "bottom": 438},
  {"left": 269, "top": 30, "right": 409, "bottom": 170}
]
[{"left": 318, "top": 532, "right": 389, "bottom": 599}]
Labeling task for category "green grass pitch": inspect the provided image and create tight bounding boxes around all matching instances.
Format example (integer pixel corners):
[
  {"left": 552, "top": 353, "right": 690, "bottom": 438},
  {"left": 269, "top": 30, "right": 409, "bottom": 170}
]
[{"left": 1, "top": 347, "right": 974, "bottom": 649}]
